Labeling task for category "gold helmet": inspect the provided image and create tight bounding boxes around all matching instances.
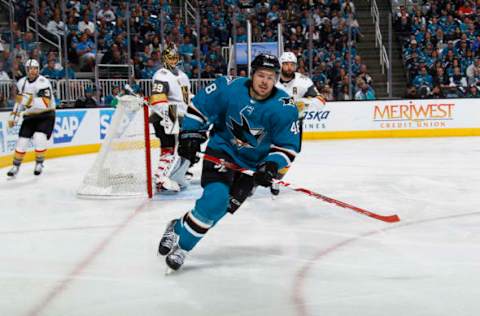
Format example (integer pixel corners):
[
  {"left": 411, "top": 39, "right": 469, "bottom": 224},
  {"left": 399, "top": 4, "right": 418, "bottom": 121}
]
[{"left": 161, "top": 43, "right": 180, "bottom": 70}]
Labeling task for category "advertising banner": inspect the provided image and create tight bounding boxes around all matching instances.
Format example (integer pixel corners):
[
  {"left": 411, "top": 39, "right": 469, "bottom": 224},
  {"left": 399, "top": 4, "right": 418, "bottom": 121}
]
[
  {"left": 235, "top": 42, "right": 279, "bottom": 65},
  {"left": 1, "top": 97, "right": 480, "bottom": 165},
  {"left": 0, "top": 108, "right": 113, "bottom": 162},
  {"left": 303, "top": 98, "right": 480, "bottom": 138}
]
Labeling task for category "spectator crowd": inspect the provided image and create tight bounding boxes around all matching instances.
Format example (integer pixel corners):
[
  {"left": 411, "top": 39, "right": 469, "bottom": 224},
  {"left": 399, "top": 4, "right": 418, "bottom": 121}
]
[
  {"left": 396, "top": 0, "right": 480, "bottom": 98},
  {"left": 0, "top": 0, "right": 376, "bottom": 107}
]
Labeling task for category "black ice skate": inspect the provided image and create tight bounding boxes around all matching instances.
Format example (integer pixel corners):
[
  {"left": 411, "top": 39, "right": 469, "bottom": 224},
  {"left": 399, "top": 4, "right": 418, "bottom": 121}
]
[
  {"left": 34, "top": 162, "right": 43, "bottom": 176},
  {"left": 158, "top": 219, "right": 178, "bottom": 255},
  {"left": 165, "top": 245, "right": 187, "bottom": 271},
  {"left": 7, "top": 165, "right": 19, "bottom": 178}
]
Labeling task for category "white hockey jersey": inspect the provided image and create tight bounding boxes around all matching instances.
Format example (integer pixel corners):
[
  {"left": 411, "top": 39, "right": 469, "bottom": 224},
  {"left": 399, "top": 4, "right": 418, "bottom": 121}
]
[
  {"left": 14, "top": 75, "right": 55, "bottom": 115},
  {"left": 276, "top": 72, "right": 324, "bottom": 118},
  {"left": 276, "top": 72, "right": 319, "bottom": 100},
  {"left": 151, "top": 67, "right": 191, "bottom": 116}
]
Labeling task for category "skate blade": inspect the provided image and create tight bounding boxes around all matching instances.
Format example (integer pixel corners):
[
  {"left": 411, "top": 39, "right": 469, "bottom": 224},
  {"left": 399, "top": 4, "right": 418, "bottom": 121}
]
[{"left": 157, "top": 190, "right": 181, "bottom": 195}]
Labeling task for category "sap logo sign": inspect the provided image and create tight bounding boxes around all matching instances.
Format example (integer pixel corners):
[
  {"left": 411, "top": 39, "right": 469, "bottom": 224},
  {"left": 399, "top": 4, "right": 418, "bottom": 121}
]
[
  {"left": 54, "top": 111, "right": 86, "bottom": 144},
  {"left": 100, "top": 109, "right": 114, "bottom": 140}
]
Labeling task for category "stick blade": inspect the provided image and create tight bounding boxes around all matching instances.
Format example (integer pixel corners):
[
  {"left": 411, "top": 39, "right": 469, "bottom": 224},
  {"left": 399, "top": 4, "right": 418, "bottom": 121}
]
[{"left": 377, "top": 214, "right": 401, "bottom": 223}]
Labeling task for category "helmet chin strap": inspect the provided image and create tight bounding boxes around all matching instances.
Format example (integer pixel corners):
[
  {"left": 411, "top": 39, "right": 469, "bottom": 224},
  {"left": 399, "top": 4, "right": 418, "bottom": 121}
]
[{"left": 163, "top": 61, "right": 179, "bottom": 75}]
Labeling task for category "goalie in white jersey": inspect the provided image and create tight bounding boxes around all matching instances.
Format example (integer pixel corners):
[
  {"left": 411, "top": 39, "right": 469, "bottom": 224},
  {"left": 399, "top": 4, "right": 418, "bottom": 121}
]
[
  {"left": 6, "top": 59, "right": 56, "bottom": 177},
  {"left": 148, "top": 44, "right": 192, "bottom": 192}
]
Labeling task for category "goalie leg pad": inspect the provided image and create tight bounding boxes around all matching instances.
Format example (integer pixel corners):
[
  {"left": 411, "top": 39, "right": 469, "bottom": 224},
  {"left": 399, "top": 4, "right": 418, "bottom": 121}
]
[
  {"left": 169, "top": 158, "right": 191, "bottom": 189},
  {"left": 154, "top": 154, "right": 188, "bottom": 192}
]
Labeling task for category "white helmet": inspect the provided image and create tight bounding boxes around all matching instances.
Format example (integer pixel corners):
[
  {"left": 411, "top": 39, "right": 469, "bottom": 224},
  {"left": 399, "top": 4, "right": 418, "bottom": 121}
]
[
  {"left": 25, "top": 59, "right": 40, "bottom": 69},
  {"left": 279, "top": 52, "right": 297, "bottom": 64}
]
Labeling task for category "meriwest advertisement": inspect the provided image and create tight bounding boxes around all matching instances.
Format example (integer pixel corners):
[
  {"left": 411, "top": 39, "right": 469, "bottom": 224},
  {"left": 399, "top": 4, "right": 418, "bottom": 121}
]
[
  {"left": 1, "top": 98, "right": 480, "bottom": 166},
  {"left": 302, "top": 98, "right": 480, "bottom": 139}
]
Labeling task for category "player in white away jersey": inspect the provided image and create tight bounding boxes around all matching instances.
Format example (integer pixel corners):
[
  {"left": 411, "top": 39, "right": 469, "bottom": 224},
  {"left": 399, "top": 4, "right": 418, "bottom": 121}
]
[
  {"left": 273, "top": 52, "right": 326, "bottom": 194},
  {"left": 6, "top": 59, "right": 55, "bottom": 177},
  {"left": 148, "top": 44, "right": 192, "bottom": 192},
  {"left": 275, "top": 51, "right": 325, "bottom": 117}
]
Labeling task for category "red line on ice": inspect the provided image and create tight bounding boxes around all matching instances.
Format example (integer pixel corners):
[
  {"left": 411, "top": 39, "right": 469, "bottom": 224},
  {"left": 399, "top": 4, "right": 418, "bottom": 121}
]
[
  {"left": 25, "top": 201, "right": 149, "bottom": 316},
  {"left": 292, "top": 211, "right": 480, "bottom": 316}
]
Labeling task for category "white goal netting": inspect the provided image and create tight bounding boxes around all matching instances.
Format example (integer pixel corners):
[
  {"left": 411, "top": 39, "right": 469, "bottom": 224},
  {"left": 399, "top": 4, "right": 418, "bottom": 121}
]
[{"left": 77, "top": 95, "right": 155, "bottom": 198}]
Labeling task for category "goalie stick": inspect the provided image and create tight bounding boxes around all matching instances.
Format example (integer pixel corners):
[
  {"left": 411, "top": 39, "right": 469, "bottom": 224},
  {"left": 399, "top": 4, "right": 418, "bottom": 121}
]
[{"left": 200, "top": 153, "right": 401, "bottom": 223}]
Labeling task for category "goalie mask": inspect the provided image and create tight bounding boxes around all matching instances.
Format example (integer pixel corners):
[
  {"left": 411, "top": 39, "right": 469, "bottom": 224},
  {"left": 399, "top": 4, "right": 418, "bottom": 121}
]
[{"left": 161, "top": 44, "right": 180, "bottom": 71}]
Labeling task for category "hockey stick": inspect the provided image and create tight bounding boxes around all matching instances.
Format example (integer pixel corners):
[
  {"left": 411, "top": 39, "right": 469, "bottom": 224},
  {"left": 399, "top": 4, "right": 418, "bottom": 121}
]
[{"left": 199, "top": 153, "right": 400, "bottom": 223}]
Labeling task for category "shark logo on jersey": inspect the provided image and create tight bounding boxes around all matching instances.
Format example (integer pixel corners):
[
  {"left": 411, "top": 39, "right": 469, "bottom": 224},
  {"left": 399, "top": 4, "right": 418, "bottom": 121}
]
[
  {"left": 280, "top": 97, "right": 295, "bottom": 107},
  {"left": 227, "top": 114, "right": 265, "bottom": 149}
]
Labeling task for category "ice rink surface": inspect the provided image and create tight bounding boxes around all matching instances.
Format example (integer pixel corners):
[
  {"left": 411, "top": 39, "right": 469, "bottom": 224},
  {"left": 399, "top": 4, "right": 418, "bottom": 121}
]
[{"left": 1, "top": 137, "right": 480, "bottom": 316}]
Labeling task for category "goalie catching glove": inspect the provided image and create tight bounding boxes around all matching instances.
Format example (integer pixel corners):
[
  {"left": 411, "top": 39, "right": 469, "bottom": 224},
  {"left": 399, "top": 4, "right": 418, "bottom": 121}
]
[
  {"left": 254, "top": 161, "right": 278, "bottom": 187},
  {"left": 177, "top": 131, "right": 207, "bottom": 164}
]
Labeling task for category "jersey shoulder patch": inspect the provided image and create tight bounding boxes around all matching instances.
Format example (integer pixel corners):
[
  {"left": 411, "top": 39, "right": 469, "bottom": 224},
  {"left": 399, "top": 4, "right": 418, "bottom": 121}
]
[
  {"left": 279, "top": 96, "right": 296, "bottom": 107},
  {"left": 153, "top": 69, "right": 171, "bottom": 81},
  {"left": 298, "top": 74, "right": 313, "bottom": 85}
]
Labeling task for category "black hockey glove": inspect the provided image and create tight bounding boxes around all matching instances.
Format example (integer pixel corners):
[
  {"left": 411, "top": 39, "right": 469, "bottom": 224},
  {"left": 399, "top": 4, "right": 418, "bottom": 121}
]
[
  {"left": 178, "top": 131, "right": 207, "bottom": 165},
  {"left": 254, "top": 161, "right": 278, "bottom": 187},
  {"left": 270, "top": 182, "right": 280, "bottom": 196}
]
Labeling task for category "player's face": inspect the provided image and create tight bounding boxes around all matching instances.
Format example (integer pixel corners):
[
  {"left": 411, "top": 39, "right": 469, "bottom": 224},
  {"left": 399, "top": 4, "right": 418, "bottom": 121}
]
[
  {"left": 164, "top": 53, "right": 180, "bottom": 69},
  {"left": 281, "top": 62, "right": 296, "bottom": 78},
  {"left": 27, "top": 66, "right": 39, "bottom": 80},
  {"left": 251, "top": 68, "right": 277, "bottom": 99}
]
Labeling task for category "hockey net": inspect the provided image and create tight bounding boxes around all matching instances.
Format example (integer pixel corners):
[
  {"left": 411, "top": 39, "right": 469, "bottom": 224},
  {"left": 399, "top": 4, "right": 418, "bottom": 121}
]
[{"left": 77, "top": 95, "right": 154, "bottom": 198}]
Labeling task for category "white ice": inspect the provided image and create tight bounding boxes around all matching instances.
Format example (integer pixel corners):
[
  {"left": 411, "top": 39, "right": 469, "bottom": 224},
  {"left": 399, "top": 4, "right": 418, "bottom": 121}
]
[{"left": 1, "top": 137, "right": 480, "bottom": 316}]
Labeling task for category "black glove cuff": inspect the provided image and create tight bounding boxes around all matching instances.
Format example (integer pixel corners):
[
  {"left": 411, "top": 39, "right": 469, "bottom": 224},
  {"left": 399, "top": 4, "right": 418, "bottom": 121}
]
[
  {"left": 180, "top": 131, "right": 207, "bottom": 142},
  {"left": 260, "top": 161, "right": 278, "bottom": 177},
  {"left": 254, "top": 161, "right": 279, "bottom": 187}
]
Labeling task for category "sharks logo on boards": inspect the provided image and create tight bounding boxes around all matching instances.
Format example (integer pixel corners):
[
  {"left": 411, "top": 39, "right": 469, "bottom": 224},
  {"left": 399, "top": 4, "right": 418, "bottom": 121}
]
[{"left": 227, "top": 105, "right": 265, "bottom": 149}]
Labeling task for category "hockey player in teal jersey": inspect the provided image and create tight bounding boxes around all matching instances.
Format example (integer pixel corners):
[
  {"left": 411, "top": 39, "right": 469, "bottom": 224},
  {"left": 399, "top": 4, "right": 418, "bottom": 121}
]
[{"left": 158, "top": 54, "right": 301, "bottom": 271}]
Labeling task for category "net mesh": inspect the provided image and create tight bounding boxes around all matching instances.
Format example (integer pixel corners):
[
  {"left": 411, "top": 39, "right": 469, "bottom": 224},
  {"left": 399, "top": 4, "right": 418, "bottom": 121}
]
[{"left": 77, "top": 95, "right": 155, "bottom": 198}]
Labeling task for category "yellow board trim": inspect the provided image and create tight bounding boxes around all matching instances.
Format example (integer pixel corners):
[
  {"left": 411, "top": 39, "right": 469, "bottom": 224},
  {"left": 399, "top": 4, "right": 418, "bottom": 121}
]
[
  {"left": 0, "top": 144, "right": 101, "bottom": 168},
  {"left": 0, "top": 139, "right": 161, "bottom": 169},
  {"left": 1, "top": 129, "right": 479, "bottom": 168},
  {"left": 303, "top": 128, "right": 480, "bottom": 139}
]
